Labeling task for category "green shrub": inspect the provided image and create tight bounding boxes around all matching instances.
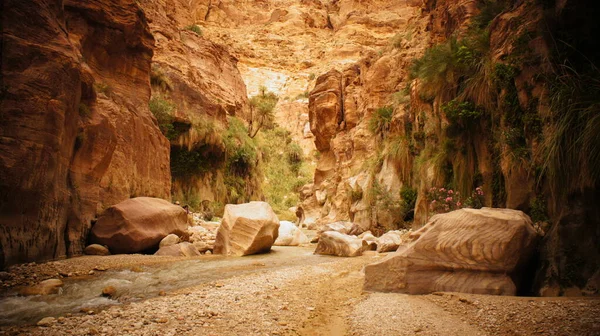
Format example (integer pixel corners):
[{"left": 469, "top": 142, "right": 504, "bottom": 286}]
[
  {"left": 94, "top": 82, "right": 112, "bottom": 96},
  {"left": 442, "top": 99, "right": 483, "bottom": 125},
  {"left": 151, "top": 65, "right": 173, "bottom": 91},
  {"left": 149, "top": 95, "right": 177, "bottom": 138},
  {"left": 78, "top": 103, "right": 91, "bottom": 117},
  {"left": 400, "top": 186, "right": 418, "bottom": 210},
  {"left": 369, "top": 106, "right": 394, "bottom": 136},
  {"left": 470, "top": 0, "right": 507, "bottom": 30},
  {"left": 185, "top": 24, "right": 202, "bottom": 35}
]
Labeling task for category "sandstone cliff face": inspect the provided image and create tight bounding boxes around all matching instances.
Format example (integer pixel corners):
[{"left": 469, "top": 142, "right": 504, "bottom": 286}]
[{"left": 0, "top": 0, "right": 170, "bottom": 268}]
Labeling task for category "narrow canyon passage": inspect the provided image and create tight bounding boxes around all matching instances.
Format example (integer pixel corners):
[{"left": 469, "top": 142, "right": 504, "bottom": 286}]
[{"left": 1, "top": 0, "right": 600, "bottom": 335}]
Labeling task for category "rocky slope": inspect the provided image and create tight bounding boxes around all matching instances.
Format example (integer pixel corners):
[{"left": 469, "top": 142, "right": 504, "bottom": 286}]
[{"left": 0, "top": 0, "right": 171, "bottom": 268}]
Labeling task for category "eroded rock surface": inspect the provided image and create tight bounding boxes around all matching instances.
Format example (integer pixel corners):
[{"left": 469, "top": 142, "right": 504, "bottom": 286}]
[
  {"left": 90, "top": 197, "right": 188, "bottom": 254},
  {"left": 364, "top": 208, "right": 540, "bottom": 295},
  {"left": 214, "top": 202, "right": 280, "bottom": 256},
  {"left": 0, "top": 0, "right": 170, "bottom": 268}
]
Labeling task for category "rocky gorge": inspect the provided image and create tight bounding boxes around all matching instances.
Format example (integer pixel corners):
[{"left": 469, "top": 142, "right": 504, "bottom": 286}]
[{"left": 1, "top": 0, "right": 599, "bottom": 334}]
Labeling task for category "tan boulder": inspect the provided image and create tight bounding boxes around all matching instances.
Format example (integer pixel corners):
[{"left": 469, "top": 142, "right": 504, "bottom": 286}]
[
  {"left": 90, "top": 197, "right": 188, "bottom": 254},
  {"left": 19, "top": 279, "right": 63, "bottom": 296},
  {"left": 159, "top": 234, "right": 181, "bottom": 248},
  {"left": 214, "top": 202, "right": 280, "bottom": 256},
  {"left": 83, "top": 244, "right": 111, "bottom": 256},
  {"left": 376, "top": 230, "right": 405, "bottom": 253},
  {"left": 364, "top": 208, "right": 540, "bottom": 295},
  {"left": 155, "top": 242, "right": 201, "bottom": 257},
  {"left": 274, "top": 221, "right": 310, "bottom": 246},
  {"left": 314, "top": 232, "right": 368, "bottom": 257}
]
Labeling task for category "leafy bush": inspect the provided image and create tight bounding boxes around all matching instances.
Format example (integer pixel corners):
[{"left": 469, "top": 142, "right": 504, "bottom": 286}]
[
  {"left": 149, "top": 95, "right": 178, "bottom": 139},
  {"left": 185, "top": 24, "right": 202, "bottom": 35},
  {"left": 426, "top": 186, "right": 484, "bottom": 215},
  {"left": 442, "top": 99, "right": 483, "bottom": 125},
  {"left": 94, "top": 82, "right": 112, "bottom": 96},
  {"left": 258, "top": 127, "right": 314, "bottom": 217},
  {"left": 151, "top": 65, "right": 173, "bottom": 91},
  {"left": 78, "top": 103, "right": 91, "bottom": 117},
  {"left": 400, "top": 186, "right": 418, "bottom": 210},
  {"left": 224, "top": 118, "right": 257, "bottom": 177},
  {"left": 369, "top": 106, "right": 394, "bottom": 136}
]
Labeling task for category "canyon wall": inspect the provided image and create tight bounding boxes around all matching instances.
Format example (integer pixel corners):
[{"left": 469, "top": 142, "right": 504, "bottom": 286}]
[
  {"left": 0, "top": 0, "right": 171, "bottom": 268},
  {"left": 303, "top": 0, "right": 599, "bottom": 295}
]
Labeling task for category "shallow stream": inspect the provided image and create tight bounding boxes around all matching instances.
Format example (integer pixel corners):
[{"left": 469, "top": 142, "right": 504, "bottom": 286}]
[{"left": 0, "top": 245, "right": 335, "bottom": 325}]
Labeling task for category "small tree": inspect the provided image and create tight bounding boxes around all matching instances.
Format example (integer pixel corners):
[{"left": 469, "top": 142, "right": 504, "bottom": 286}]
[{"left": 248, "top": 86, "right": 278, "bottom": 138}]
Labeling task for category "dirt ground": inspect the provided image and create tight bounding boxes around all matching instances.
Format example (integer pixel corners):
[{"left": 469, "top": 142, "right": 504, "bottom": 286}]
[{"left": 1, "top": 250, "right": 599, "bottom": 336}]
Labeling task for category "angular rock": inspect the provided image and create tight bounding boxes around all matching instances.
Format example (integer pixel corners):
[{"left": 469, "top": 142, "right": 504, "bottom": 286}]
[
  {"left": 19, "top": 279, "right": 63, "bottom": 296},
  {"left": 274, "top": 221, "right": 310, "bottom": 246},
  {"left": 90, "top": 197, "right": 188, "bottom": 254},
  {"left": 159, "top": 234, "right": 181, "bottom": 248},
  {"left": 364, "top": 208, "right": 540, "bottom": 295},
  {"left": 314, "top": 231, "right": 368, "bottom": 257},
  {"left": 84, "top": 244, "right": 111, "bottom": 256},
  {"left": 214, "top": 202, "right": 280, "bottom": 256},
  {"left": 155, "top": 242, "right": 201, "bottom": 257},
  {"left": 376, "top": 230, "right": 404, "bottom": 253}
]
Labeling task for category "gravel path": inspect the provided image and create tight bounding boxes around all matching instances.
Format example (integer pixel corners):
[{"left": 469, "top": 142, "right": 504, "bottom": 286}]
[{"left": 1, "top": 250, "right": 599, "bottom": 335}]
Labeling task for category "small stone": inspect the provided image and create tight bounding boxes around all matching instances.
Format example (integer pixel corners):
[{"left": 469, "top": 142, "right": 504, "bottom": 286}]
[
  {"left": 215, "top": 283, "right": 224, "bottom": 288},
  {"left": 205, "top": 250, "right": 212, "bottom": 255},
  {"left": 306, "top": 307, "right": 315, "bottom": 311},
  {"left": 93, "top": 266, "right": 107, "bottom": 271},
  {"left": 102, "top": 286, "right": 117, "bottom": 298},
  {"left": 158, "top": 290, "right": 167, "bottom": 296},
  {"left": 84, "top": 244, "right": 110, "bottom": 256},
  {"left": 155, "top": 318, "right": 168, "bottom": 323},
  {"left": 37, "top": 317, "right": 56, "bottom": 327},
  {"left": 130, "top": 266, "right": 143, "bottom": 273}
]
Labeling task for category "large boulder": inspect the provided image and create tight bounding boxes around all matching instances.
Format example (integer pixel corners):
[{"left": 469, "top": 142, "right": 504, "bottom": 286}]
[
  {"left": 155, "top": 242, "right": 201, "bottom": 257},
  {"left": 89, "top": 197, "right": 188, "bottom": 254},
  {"left": 314, "top": 231, "right": 368, "bottom": 257},
  {"left": 274, "top": 221, "right": 310, "bottom": 246},
  {"left": 364, "top": 208, "right": 540, "bottom": 295},
  {"left": 214, "top": 202, "right": 280, "bottom": 256}
]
